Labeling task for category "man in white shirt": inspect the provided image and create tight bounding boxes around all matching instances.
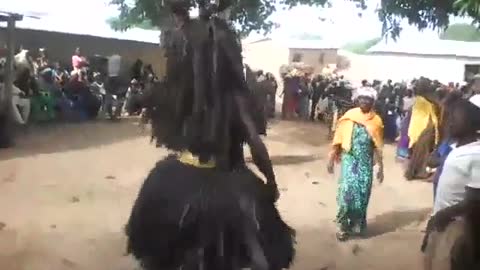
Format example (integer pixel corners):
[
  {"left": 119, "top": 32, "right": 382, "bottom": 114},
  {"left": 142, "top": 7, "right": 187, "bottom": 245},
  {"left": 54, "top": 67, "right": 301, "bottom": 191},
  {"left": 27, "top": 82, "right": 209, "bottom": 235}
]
[
  {"left": 108, "top": 54, "right": 121, "bottom": 78},
  {"left": 352, "top": 80, "right": 377, "bottom": 102},
  {"left": 433, "top": 94, "right": 480, "bottom": 215},
  {"left": 422, "top": 95, "right": 480, "bottom": 269},
  {"left": 402, "top": 89, "right": 415, "bottom": 113},
  {"left": 433, "top": 141, "right": 480, "bottom": 214}
]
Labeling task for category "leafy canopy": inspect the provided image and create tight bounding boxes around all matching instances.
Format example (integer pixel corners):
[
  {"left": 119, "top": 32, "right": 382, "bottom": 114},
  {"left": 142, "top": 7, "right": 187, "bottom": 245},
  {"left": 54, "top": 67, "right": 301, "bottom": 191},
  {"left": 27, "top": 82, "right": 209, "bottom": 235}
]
[
  {"left": 439, "top": 23, "right": 480, "bottom": 41},
  {"left": 342, "top": 37, "right": 381, "bottom": 54},
  {"left": 109, "top": 0, "right": 480, "bottom": 38}
]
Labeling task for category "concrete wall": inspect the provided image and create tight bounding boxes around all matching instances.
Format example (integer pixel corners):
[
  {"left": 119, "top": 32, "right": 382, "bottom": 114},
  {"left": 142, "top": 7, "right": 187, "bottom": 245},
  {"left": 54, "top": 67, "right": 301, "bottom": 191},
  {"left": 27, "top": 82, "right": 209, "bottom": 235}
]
[
  {"left": 288, "top": 48, "right": 338, "bottom": 74},
  {"left": 0, "top": 28, "right": 166, "bottom": 77},
  {"left": 242, "top": 39, "right": 289, "bottom": 80},
  {"left": 242, "top": 39, "right": 339, "bottom": 80}
]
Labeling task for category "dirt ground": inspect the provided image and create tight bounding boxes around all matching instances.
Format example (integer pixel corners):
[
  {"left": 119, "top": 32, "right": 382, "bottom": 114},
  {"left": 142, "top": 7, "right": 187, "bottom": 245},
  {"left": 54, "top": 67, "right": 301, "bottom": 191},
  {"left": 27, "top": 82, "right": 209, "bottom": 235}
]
[{"left": 0, "top": 118, "right": 432, "bottom": 270}]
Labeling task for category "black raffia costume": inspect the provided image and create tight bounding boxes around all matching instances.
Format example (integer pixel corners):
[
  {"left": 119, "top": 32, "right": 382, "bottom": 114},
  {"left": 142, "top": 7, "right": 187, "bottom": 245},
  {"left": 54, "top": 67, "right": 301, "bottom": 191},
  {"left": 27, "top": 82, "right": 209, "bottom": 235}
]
[{"left": 125, "top": 2, "right": 295, "bottom": 270}]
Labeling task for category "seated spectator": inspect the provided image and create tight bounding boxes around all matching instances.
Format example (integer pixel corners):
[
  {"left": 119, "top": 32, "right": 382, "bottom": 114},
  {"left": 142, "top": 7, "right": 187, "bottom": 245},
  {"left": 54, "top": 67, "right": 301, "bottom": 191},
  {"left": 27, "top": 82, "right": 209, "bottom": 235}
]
[
  {"left": 65, "top": 72, "right": 100, "bottom": 120},
  {"left": 30, "top": 78, "right": 56, "bottom": 122},
  {"left": 90, "top": 72, "right": 107, "bottom": 116},
  {"left": 90, "top": 72, "right": 106, "bottom": 95},
  {"left": 39, "top": 68, "right": 61, "bottom": 96},
  {"left": 11, "top": 84, "right": 31, "bottom": 124},
  {"left": 53, "top": 62, "right": 69, "bottom": 89},
  {"left": 124, "top": 79, "right": 144, "bottom": 116}
]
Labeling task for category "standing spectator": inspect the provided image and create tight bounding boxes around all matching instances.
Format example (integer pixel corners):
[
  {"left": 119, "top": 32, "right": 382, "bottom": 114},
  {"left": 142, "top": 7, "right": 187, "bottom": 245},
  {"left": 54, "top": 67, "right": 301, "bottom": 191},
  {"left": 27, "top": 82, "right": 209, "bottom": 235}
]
[
  {"left": 254, "top": 70, "right": 269, "bottom": 133},
  {"left": 421, "top": 96, "right": 480, "bottom": 270},
  {"left": 265, "top": 72, "right": 277, "bottom": 118},
  {"left": 471, "top": 74, "right": 480, "bottom": 96},
  {"left": 282, "top": 69, "right": 301, "bottom": 120},
  {"left": 297, "top": 74, "right": 311, "bottom": 120},
  {"left": 105, "top": 53, "right": 124, "bottom": 119},
  {"left": 402, "top": 89, "right": 415, "bottom": 113},
  {"left": 310, "top": 74, "right": 327, "bottom": 121},
  {"left": 327, "top": 91, "right": 384, "bottom": 241},
  {"left": 107, "top": 53, "right": 121, "bottom": 90},
  {"left": 405, "top": 79, "right": 441, "bottom": 180},
  {"left": 131, "top": 59, "right": 143, "bottom": 81}
]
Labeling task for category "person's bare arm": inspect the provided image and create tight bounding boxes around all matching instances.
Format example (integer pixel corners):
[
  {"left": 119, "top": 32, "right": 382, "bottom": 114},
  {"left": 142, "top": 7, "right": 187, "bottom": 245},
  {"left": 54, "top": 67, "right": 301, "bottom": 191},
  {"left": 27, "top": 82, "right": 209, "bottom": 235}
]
[
  {"left": 374, "top": 148, "right": 384, "bottom": 183},
  {"left": 327, "top": 144, "right": 341, "bottom": 174},
  {"left": 234, "top": 92, "right": 278, "bottom": 200},
  {"left": 431, "top": 201, "right": 467, "bottom": 232}
]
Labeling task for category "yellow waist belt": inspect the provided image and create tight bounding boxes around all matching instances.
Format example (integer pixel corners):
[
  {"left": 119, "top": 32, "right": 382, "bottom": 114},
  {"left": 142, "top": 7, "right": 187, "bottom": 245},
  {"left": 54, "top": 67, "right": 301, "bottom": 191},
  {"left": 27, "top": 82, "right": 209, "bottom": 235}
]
[{"left": 177, "top": 150, "right": 216, "bottom": 169}]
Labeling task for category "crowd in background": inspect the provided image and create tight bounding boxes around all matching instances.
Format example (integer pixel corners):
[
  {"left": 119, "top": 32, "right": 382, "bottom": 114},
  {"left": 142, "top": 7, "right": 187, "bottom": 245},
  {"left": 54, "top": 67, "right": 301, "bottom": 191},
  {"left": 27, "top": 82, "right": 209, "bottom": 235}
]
[{"left": 0, "top": 46, "right": 157, "bottom": 129}]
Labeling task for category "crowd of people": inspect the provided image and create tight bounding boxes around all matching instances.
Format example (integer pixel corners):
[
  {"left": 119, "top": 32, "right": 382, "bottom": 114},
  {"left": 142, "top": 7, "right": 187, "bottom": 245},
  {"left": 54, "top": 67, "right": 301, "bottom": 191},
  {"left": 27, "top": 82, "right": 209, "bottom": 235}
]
[
  {"left": 318, "top": 74, "right": 480, "bottom": 268},
  {"left": 248, "top": 65, "right": 480, "bottom": 267},
  {"left": 2, "top": 34, "right": 480, "bottom": 268},
  {"left": 0, "top": 46, "right": 157, "bottom": 135}
]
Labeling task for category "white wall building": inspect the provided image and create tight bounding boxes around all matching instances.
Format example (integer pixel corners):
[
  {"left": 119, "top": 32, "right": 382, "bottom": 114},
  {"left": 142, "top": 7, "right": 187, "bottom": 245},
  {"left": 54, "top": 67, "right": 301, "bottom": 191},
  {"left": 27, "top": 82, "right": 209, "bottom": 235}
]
[{"left": 364, "top": 38, "right": 480, "bottom": 83}]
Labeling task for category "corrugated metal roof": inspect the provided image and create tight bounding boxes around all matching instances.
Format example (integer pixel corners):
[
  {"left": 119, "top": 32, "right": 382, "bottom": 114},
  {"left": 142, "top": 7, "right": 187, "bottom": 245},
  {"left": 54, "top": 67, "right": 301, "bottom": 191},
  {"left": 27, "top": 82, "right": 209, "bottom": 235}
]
[
  {"left": 286, "top": 39, "right": 339, "bottom": 50},
  {"left": 368, "top": 37, "right": 480, "bottom": 58},
  {"left": 242, "top": 37, "right": 339, "bottom": 50},
  {"left": 0, "top": 7, "right": 47, "bottom": 19},
  {"left": 0, "top": 5, "right": 160, "bottom": 44}
]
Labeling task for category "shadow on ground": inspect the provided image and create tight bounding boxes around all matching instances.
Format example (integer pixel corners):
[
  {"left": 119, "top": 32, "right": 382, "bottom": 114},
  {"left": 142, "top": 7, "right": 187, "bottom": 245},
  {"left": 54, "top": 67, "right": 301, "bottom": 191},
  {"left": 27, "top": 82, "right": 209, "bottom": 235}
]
[
  {"left": 268, "top": 120, "right": 330, "bottom": 147},
  {"left": 246, "top": 154, "right": 323, "bottom": 166},
  {"left": 366, "top": 207, "right": 431, "bottom": 238},
  {"left": 270, "top": 154, "right": 323, "bottom": 166},
  {"left": 0, "top": 118, "right": 148, "bottom": 161}
]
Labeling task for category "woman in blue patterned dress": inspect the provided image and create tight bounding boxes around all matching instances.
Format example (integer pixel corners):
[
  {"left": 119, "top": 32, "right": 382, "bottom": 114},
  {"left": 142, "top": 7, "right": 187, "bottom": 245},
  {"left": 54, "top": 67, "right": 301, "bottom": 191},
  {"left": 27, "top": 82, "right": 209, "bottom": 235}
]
[{"left": 328, "top": 90, "right": 384, "bottom": 241}]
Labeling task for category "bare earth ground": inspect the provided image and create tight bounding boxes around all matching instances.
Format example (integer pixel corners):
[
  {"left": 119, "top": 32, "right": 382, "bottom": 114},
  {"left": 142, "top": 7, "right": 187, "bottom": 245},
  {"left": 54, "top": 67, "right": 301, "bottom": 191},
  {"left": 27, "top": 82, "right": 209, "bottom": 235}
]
[{"left": 0, "top": 118, "right": 432, "bottom": 270}]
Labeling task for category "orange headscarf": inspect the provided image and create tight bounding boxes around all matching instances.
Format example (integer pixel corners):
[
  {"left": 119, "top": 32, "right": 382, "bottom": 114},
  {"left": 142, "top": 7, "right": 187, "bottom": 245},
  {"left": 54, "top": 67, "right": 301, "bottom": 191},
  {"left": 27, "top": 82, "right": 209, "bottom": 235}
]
[{"left": 332, "top": 107, "right": 384, "bottom": 152}]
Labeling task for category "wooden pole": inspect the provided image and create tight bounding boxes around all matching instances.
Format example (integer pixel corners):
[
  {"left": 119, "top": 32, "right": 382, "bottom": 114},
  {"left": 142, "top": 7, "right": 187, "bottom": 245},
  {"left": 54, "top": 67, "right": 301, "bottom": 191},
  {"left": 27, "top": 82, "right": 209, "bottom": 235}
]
[
  {"left": 4, "top": 16, "right": 16, "bottom": 111},
  {"left": 0, "top": 15, "right": 16, "bottom": 147}
]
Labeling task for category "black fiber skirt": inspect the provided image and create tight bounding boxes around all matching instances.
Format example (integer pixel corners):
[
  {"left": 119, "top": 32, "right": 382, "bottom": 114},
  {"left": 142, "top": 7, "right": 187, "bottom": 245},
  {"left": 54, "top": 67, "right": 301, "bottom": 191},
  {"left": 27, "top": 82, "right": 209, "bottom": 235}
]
[{"left": 126, "top": 156, "right": 295, "bottom": 270}]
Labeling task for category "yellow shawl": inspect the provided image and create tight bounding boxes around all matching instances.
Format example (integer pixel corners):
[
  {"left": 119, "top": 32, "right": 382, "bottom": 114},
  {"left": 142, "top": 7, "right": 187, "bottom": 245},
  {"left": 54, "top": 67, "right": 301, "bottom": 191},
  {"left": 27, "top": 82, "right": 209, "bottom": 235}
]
[
  {"left": 408, "top": 96, "right": 439, "bottom": 148},
  {"left": 332, "top": 107, "right": 384, "bottom": 152}
]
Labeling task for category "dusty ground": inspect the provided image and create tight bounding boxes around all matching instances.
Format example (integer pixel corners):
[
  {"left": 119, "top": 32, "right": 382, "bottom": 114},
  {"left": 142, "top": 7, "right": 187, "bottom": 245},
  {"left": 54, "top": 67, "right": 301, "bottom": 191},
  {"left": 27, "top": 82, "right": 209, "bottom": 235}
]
[{"left": 0, "top": 118, "right": 432, "bottom": 270}]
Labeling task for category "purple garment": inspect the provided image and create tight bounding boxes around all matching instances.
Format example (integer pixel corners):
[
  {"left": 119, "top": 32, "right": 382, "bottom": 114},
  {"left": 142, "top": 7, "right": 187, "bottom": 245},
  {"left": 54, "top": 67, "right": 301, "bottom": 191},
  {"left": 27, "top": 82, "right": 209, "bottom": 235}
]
[
  {"left": 285, "top": 77, "right": 300, "bottom": 95},
  {"left": 396, "top": 110, "right": 412, "bottom": 158}
]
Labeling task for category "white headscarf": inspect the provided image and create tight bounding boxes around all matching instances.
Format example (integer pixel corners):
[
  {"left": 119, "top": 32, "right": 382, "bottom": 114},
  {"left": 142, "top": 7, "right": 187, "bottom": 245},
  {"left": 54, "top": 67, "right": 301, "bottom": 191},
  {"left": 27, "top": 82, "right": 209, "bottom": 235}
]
[
  {"left": 352, "top": 86, "right": 377, "bottom": 101},
  {"left": 469, "top": 94, "right": 480, "bottom": 109}
]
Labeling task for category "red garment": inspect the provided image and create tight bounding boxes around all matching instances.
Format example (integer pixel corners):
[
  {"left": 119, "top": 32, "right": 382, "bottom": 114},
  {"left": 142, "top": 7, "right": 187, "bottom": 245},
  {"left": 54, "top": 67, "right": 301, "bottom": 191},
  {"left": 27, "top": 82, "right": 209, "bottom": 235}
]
[{"left": 72, "top": 55, "right": 86, "bottom": 69}]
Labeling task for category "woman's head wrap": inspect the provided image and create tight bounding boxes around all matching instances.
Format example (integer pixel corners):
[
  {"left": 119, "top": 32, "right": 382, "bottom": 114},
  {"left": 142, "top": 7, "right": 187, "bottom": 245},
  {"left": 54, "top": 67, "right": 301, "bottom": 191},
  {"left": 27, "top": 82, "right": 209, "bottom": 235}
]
[
  {"left": 469, "top": 94, "right": 480, "bottom": 109},
  {"left": 353, "top": 86, "right": 377, "bottom": 100}
]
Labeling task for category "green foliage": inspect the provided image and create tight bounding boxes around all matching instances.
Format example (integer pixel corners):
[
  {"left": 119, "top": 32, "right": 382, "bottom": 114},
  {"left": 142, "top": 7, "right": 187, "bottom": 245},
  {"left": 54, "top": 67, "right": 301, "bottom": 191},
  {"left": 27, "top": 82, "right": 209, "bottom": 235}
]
[
  {"left": 107, "top": 17, "right": 158, "bottom": 31},
  {"left": 289, "top": 32, "right": 323, "bottom": 40},
  {"left": 440, "top": 23, "right": 480, "bottom": 41},
  {"left": 109, "top": 0, "right": 480, "bottom": 39},
  {"left": 341, "top": 37, "right": 381, "bottom": 54}
]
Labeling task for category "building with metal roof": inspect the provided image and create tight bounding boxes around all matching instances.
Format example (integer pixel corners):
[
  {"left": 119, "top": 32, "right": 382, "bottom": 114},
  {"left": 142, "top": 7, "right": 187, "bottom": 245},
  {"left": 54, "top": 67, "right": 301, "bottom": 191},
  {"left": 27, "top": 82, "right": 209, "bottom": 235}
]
[
  {"left": 368, "top": 38, "right": 480, "bottom": 59},
  {"left": 0, "top": 14, "right": 160, "bottom": 44},
  {"left": 0, "top": 8, "right": 165, "bottom": 78},
  {"left": 359, "top": 37, "right": 480, "bottom": 82},
  {"left": 242, "top": 38, "right": 340, "bottom": 76}
]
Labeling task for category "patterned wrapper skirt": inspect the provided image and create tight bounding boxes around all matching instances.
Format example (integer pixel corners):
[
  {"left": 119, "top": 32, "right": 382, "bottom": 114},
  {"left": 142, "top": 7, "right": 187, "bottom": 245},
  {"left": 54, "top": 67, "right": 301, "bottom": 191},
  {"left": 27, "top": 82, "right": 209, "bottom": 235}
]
[{"left": 336, "top": 124, "right": 374, "bottom": 235}]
